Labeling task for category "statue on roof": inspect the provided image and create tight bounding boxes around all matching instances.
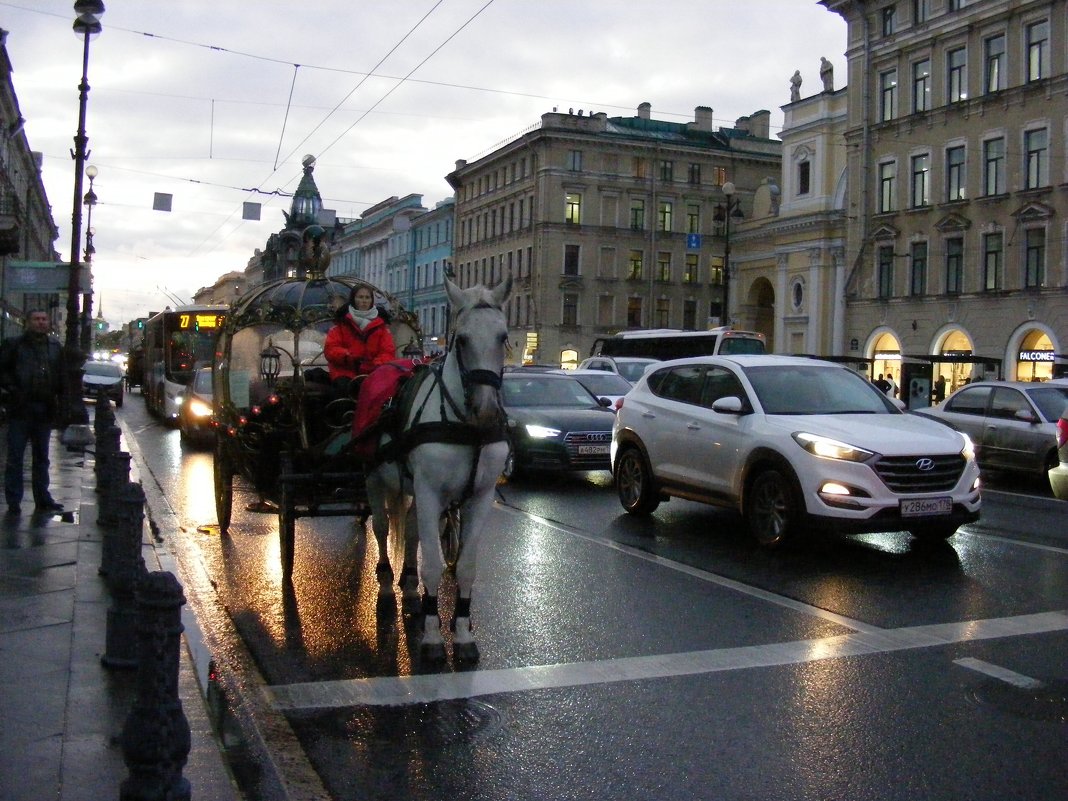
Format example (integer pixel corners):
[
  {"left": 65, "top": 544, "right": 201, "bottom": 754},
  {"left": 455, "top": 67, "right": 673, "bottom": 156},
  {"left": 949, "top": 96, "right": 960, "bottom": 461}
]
[
  {"left": 790, "top": 70, "right": 802, "bottom": 102},
  {"left": 820, "top": 57, "right": 834, "bottom": 92}
]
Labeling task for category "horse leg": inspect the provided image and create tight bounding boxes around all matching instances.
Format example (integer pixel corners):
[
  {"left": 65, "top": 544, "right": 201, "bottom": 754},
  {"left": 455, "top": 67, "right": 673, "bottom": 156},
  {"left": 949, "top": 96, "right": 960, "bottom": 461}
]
[
  {"left": 365, "top": 470, "right": 400, "bottom": 608},
  {"left": 450, "top": 448, "right": 506, "bottom": 665},
  {"left": 399, "top": 498, "right": 421, "bottom": 616},
  {"left": 412, "top": 487, "right": 448, "bottom": 663}
]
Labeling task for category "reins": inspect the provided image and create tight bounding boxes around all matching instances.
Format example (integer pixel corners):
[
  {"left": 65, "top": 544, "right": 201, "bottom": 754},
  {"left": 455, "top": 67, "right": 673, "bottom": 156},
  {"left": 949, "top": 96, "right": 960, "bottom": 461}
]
[{"left": 388, "top": 302, "right": 507, "bottom": 514}]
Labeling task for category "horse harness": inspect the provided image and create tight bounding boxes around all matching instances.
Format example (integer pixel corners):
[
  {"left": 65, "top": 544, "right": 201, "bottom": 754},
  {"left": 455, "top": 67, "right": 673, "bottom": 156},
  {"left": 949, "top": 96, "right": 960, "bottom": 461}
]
[{"left": 375, "top": 320, "right": 506, "bottom": 510}]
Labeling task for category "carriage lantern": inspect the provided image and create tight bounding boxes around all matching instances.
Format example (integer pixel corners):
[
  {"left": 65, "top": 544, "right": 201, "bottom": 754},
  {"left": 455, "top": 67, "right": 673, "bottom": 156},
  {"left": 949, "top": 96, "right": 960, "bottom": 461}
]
[{"left": 259, "top": 340, "right": 282, "bottom": 386}]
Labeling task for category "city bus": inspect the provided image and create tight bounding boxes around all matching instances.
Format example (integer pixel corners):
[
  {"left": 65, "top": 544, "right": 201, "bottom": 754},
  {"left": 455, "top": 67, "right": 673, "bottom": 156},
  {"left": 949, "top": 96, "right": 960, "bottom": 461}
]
[
  {"left": 590, "top": 327, "right": 766, "bottom": 361},
  {"left": 143, "top": 304, "right": 227, "bottom": 421}
]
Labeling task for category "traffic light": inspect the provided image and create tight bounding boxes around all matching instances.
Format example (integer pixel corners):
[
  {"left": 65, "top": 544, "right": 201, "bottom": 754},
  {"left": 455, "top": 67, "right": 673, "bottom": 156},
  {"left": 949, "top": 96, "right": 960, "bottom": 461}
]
[
  {"left": 95, "top": 321, "right": 106, "bottom": 330},
  {"left": 136, "top": 320, "right": 144, "bottom": 329}
]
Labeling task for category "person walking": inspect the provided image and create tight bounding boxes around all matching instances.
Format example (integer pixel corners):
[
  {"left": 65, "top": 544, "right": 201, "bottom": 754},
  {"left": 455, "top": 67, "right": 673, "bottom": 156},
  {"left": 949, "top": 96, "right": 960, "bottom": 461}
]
[{"left": 0, "top": 310, "right": 70, "bottom": 513}]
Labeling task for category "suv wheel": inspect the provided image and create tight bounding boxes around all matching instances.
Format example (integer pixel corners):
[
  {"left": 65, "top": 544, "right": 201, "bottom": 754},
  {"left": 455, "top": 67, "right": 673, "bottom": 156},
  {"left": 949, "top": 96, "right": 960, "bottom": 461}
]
[
  {"left": 745, "top": 469, "right": 798, "bottom": 546},
  {"left": 615, "top": 446, "right": 661, "bottom": 515}
]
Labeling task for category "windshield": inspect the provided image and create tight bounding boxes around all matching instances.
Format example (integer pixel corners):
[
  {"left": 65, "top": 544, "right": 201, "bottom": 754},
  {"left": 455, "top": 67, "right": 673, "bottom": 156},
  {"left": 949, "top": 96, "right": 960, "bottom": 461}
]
[
  {"left": 616, "top": 360, "right": 657, "bottom": 382},
  {"left": 719, "top": 336, "right": 766, "bottom": 355},
  {"left": 574, "top": 373, "right": 631, "bottom": 396},
  {"left": 84, "top": 361, "right": 122, "bottom": 378},
  {"left": 503, "top": 377, "right": 600, "bottom": 408},
  {"left": 192, "top": 368, "right": 213, "bottom": 394},
  {"left": 745, "top": 365, "right": 895, "bottom": 415}
]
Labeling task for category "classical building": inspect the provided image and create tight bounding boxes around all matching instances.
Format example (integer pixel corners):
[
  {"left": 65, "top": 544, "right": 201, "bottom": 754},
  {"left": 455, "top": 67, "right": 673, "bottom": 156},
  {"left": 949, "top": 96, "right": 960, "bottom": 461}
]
[
  {"left": 0, "top": 28, "right": 60, "bottom": 340},
  {"left": 408, "top": 198, "right": 453, "bottom": 355},
  {"left": 445, "top": 103, "right": 783, "bottom": 366},
  {"left": 822, "top": 0, "right": 1068, "bottom": 396},
  {"left": 328, "top": 194, "right": 427, "bottom": 292},
  {"left": 192, "top": 270, "right": 247, "bottom": 306},
  {"left": 735, "top": 82, "right": 849, "bottom": 357}
]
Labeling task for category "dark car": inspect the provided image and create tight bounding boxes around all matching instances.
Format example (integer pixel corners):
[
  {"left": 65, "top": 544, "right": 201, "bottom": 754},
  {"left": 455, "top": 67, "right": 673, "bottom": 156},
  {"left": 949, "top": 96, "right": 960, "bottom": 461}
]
[
  {"left": 82, "top": 360, "right": 124, "bottom": 407},
  {"left": 178, "top": 366, "right": 214, "bottom": 446},
  {"left": 501, "top": 372, "right": 616, "bottom": 479}
]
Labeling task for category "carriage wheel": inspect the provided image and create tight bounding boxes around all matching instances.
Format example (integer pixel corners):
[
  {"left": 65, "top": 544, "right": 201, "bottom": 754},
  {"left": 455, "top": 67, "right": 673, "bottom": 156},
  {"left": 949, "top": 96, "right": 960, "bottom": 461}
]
[
  {"left": 213, "top": 437, "right": 233, "bottom": 533},
  {"left": 440, "top": 508, "right": 461, "bottom": 570},
  {"left": 278, "top": 453, "right": 296, "bottom": 581}
]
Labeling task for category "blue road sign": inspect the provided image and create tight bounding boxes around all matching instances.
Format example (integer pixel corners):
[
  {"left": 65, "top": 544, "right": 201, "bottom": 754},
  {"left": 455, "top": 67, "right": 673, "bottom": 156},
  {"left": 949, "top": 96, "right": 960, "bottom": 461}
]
[{"left": 686, "top": 234, "right": 702, "bottom": 250}]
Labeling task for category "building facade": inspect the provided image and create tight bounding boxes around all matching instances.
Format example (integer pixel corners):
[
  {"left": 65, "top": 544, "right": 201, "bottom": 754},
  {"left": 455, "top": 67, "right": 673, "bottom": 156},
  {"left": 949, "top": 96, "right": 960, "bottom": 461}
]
[
  {"left": 328, "top": 194, "right": 427, "bottom": 293},
  {"left": 0, "top": 29, "right": 60, "bottom": 340},
  {"left": 823, "top": 0, "right": 1068, "bottom": 396},
  {"left": 408, "top": 198, "right": 453, "bottom": 355},
  {"left": 735, "top": 82, "right": 849, "bottom": 357},
  {"left": 445, "top": 104, "right": 783, "bottom": 366}
]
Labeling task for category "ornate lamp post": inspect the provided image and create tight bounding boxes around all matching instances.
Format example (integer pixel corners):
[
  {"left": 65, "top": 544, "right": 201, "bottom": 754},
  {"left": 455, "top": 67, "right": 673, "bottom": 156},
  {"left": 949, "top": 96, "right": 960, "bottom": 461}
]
[
  {"left": 80, "top": 163, "right": 97, "bottom": 353},
  {"left": 63, "top": 0, "right": 104, "bottom": 446},
  {"left": 714, "top": 181, "right": 743, "bottom": 327}
]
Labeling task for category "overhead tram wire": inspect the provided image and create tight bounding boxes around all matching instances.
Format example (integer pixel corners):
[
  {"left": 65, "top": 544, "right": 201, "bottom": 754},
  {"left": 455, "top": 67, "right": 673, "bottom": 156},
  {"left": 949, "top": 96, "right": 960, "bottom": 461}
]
[
  {"left": 293, "top": 0, "right": 498, "bottom": 168},
  {"left": 188, "top": 0, "right": 456, "bottom": 258}
]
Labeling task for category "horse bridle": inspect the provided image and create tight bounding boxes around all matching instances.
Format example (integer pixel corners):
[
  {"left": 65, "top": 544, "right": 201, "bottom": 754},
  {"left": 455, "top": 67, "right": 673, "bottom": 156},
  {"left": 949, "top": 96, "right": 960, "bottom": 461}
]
[{"left": 446, "top": 301, "right": 505, "bottom": 419}]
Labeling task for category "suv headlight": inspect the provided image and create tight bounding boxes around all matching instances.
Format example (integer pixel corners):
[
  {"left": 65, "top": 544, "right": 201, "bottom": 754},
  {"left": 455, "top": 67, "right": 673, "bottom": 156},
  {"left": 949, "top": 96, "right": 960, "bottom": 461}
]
[
  {"left": 959, "top": 432, "right": 975, "bottom": 461},
  {"left": 793, "top": 432, "right": 874, "bottom": 462}
]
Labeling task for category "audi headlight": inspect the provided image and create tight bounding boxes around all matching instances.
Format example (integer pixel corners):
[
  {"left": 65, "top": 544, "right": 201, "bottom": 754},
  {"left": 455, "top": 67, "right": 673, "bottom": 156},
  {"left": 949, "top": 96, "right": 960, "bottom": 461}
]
[
  {"left": 524, "top": 424, "right": 561, "bottom": 439},
  {"left": 793, "top": 432, "right": 874, "bottom": 462}
]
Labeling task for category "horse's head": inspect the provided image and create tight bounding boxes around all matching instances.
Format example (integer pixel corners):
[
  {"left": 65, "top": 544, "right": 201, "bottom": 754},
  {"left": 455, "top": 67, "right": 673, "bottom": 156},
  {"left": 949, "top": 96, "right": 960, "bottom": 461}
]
[{"left": 445, "top": 274, "right": 512, "bottom": 431}]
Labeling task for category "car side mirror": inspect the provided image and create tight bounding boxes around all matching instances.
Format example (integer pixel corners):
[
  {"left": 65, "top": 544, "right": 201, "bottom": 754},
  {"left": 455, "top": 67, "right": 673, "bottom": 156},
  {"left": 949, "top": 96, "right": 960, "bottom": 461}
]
[
  {"left": 597, "top": 396, "right": 612, "bottom": 407},
  {"left": 711, "top": 396, "right": 745, "bottom": 415}
]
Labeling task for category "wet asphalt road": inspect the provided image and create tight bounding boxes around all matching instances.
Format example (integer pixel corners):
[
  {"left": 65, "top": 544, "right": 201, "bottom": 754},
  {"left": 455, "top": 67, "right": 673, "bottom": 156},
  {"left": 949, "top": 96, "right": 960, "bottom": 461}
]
[{"left": 119, "top": 398, "right": 1068, "bottom": 801}]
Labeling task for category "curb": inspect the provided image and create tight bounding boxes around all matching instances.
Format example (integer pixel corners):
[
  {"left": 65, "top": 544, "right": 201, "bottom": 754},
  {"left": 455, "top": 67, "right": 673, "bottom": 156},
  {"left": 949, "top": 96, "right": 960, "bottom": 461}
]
[{"left": 119, "top": 418, "right": 329, "bottom": 801}]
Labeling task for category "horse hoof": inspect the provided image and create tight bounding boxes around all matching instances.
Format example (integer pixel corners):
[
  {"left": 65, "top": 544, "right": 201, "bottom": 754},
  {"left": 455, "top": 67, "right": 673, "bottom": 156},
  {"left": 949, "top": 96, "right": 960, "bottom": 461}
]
[
  {"left": 402, "top": 590, "right": 422, "bottom": 617},
  {"left": 420, "top": 641, "right": 447, "bottom": 664},
  {"left": 375, "top": 594, "right": 396, "bottom": 620},
  {"left": 453, "top": 640, "right": 480, "bottom": 664}
]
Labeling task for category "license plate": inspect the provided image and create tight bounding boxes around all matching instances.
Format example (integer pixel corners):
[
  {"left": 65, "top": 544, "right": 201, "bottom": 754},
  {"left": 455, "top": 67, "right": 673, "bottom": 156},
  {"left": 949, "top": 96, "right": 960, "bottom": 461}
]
[
  {"left": 577, "top": 444, "right": 609, "bottom": 455},
  {"left": 900, "top": 497, "right": 952, "bottom": 517}
]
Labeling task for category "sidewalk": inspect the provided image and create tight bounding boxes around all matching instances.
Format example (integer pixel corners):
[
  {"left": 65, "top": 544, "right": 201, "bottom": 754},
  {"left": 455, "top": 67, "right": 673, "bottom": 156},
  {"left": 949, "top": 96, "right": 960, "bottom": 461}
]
[{"left": 0, "top": 414, "right": 241, "bottom": 801}]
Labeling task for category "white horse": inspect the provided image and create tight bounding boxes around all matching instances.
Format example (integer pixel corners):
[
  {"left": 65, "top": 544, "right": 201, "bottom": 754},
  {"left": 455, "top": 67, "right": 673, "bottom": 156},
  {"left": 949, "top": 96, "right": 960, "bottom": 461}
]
[{"left": 365, "top": 274, "right": 511, "bottom": 664}]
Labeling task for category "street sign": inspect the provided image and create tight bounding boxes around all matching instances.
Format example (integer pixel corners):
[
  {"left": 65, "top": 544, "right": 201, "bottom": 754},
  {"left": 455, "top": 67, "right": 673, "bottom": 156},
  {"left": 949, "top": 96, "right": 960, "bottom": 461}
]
[
  {"left": 5, "top": 261, "right": 91, "bottom": 292},
  {"left": 686, "top": 234, "right": 702, "bottom": 250}
]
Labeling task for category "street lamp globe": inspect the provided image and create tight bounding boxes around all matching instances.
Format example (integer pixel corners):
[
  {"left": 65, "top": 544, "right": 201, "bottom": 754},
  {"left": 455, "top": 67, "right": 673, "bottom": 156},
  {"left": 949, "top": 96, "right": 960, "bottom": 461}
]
[{"left": 722, "top": 181, "right": 736, "bottom": 198}]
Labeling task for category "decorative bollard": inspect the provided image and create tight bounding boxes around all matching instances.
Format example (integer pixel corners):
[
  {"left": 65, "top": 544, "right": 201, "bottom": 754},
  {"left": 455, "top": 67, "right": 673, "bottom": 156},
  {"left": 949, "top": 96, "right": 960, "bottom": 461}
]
[
  {"left": 102, "top": 482, "right": 148, "bottom": 669},
  {"left": 94, "top": 424, "right": 121, "bottom": 494},
  {"left": 120, "top": 571, "right": 192, "bottom": 801},
  {"left": 94, "top": 393, "right": 114, "bottom": 433}
]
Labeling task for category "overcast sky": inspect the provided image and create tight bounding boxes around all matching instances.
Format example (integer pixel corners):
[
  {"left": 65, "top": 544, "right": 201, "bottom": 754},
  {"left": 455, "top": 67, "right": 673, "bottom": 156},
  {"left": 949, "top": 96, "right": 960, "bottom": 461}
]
[{"left": 3, "top": 0, "right": 847, "bottom": 327}]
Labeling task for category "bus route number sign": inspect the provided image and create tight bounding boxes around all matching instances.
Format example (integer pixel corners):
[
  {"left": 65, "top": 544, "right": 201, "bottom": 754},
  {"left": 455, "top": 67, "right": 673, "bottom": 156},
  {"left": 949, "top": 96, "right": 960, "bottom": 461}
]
[{"left": 178, "top": 313, "right": 223, "bottom": 331}]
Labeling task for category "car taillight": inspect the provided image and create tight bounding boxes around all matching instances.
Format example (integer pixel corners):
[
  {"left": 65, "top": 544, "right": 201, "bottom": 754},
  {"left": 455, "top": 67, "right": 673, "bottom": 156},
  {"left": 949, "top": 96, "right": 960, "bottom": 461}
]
[
  {"left": 614, "top": 398, "right": 624, "bottom": 411},
  {"left": 1057, "top": 417, "right": 1068, "bottom": 448}
]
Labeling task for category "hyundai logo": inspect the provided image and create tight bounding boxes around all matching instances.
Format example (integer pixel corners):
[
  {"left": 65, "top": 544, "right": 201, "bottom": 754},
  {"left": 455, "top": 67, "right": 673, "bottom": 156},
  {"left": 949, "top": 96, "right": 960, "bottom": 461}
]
[{"left": 916, "top": 458, "right": 935, "bottom": 472}]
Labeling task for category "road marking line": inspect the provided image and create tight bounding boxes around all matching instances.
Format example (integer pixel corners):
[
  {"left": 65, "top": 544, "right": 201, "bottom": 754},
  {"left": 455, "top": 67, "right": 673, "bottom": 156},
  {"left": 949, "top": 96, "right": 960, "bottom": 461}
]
[
  {"left": 959, "top": 529, "right": 1068, "bottom": 556},
  {"left": 265, "top": 610, "right": 1068, "bottom": 710},
  {"left": 494, "top": 504, "right": 883, "bottom": 634},
  {"left": 953, "top": 657, "right": 1046, "bottom": 689}
]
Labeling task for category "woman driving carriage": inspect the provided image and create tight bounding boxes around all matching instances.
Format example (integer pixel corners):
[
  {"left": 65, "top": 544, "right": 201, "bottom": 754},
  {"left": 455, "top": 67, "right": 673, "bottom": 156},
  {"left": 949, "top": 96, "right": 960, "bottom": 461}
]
[{"left": 324, "top": 284, "right": 396, "bottom": 396}]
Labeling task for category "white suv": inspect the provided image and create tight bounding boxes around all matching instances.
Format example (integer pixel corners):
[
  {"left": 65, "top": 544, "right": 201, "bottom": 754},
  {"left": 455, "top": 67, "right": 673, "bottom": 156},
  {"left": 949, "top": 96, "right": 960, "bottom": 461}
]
[
  {"left": 577, "top": 356, "right": 659, "bottom": 384},
  {"left": 612, "top": 355, "right": 981, "bottom": 545}
]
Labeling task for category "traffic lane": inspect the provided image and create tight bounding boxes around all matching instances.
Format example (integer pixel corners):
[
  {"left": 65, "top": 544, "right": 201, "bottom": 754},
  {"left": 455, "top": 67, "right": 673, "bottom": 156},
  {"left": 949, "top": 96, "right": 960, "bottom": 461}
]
[
  {"left": 192, "top": 497, "right": 858, "bottom": 685},
  {"left": 499, "top": 475, "right": 1068, "bottom": 632},
  {"left": 277, "top": 630, "right": 1068, "bottom": 801}
]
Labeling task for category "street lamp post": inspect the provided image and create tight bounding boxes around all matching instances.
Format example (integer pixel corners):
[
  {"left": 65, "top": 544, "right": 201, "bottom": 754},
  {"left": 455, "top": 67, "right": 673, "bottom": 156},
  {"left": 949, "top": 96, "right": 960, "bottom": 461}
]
[
  {"left": 80, "top": 164, "right": 97, "bottom": 354},
  {"left": 714, "top": 181, "right": 743, "bottom": 328},
  {"left": 63, "top": 0, "right": 104, "bottom": 446}
]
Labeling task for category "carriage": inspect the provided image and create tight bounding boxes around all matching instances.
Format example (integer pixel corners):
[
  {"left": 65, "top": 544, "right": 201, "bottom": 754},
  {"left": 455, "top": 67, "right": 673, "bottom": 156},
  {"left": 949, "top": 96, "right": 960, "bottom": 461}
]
[{"left": 211, "top": 273, "right": 422, "bottom": 579}]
